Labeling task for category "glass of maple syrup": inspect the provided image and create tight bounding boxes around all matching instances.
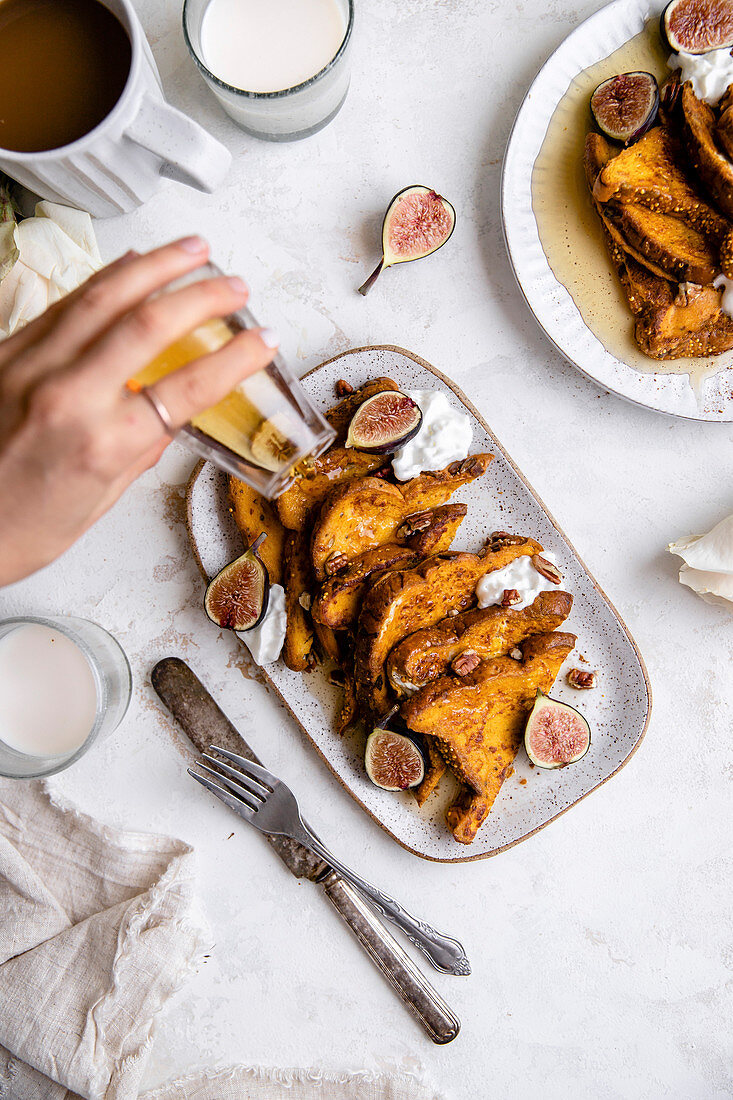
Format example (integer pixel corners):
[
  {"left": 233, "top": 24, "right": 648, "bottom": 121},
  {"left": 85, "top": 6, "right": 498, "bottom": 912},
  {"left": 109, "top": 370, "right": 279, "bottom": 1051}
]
[{"left": 128, "top": 264, "right": 335, "bottom": 497}]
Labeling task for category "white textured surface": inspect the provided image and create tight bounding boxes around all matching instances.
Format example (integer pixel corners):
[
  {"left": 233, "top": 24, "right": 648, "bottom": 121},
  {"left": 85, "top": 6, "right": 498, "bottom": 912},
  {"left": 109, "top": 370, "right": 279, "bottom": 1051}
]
[{"left": 1, "top": 0, "right": 731, "bottom": 1094}]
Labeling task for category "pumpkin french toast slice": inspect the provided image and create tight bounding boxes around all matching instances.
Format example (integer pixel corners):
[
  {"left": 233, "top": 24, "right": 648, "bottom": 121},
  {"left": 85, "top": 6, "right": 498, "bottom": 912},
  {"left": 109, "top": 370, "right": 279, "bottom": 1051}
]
[
  {"left": 312, "top": 495, "right": 471, "bottom": 630},
  {"left": 228, "top": 476, "right": 286, "bottom": 587},
  {"left": 386, "top": 589, "right": 573, "bottom": 699},
  {"left": 680, "top": 82, "right": 733, "bottom": 221},
  {"left": 584, "top": 134, "right": 733, "bottom": 358},
  {"left": 591, "top": 124, "right": 728, "bottom": 242},
  {"left": 310, "top": 455, "right": 490, "bottom": 580},
  {"left": 402, "top": 631, "right": 576, "bottom": 844},
  {"left": 395, "top": 589, "right": 572, "bottom": 807},
  {"left": 605, "top": 228, "right": 733, "bottom": 358},
  {"left": 585, "top": 131, "right": 723, "bottom": 284},
  {"left": 354, "top": 537, "right": 542, "bottom": 722},
  {"left": 282, "top": 530, "right": 317, "bottom": 672},
  {"left": 312, "top": 545, "right": 422, "bottom": 630},
  {"left": 275, "top": 448, "right": 388, "bottom": 532}
]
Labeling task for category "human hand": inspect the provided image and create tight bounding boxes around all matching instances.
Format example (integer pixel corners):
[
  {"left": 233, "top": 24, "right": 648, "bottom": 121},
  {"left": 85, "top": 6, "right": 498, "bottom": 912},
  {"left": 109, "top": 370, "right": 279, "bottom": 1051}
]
[{"left": 0, "top": 236, "right": 278, "bottom": 586}]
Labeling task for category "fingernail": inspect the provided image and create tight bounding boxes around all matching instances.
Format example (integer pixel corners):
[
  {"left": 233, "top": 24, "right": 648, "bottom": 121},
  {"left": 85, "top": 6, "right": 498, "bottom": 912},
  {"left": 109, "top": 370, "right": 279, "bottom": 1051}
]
[
  {"left": 177, "top": 235, "right": 208, "bottom": 254},
  {"left": 260, "top": 327, "right": 279, "bottom": 349},
  {"left": 227, "top": 276, "right": 249, "bottom": 295}
]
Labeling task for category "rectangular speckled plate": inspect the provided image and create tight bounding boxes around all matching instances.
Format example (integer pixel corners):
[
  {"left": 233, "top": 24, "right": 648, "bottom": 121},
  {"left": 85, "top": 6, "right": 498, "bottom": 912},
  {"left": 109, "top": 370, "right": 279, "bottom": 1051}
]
[{"left": 186, "top": 346, "right": 651, "bottom": 862}]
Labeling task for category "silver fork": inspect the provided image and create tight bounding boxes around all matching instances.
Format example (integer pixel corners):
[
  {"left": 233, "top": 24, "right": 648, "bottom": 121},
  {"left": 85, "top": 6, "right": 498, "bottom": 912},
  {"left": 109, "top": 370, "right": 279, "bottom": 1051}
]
[{"left": 189, "top": 745, "right": 471, "bottom": 977}]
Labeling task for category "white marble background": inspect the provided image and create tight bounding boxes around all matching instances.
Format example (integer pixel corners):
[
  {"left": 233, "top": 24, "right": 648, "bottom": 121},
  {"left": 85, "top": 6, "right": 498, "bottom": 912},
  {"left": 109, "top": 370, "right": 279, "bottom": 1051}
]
[{"left": 2, "top": 0, "right": 732, "bottom": 1095}]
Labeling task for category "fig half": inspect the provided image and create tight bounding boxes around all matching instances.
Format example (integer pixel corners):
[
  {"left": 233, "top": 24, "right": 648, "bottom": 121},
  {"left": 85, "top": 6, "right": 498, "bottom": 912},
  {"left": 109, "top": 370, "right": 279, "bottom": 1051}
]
[
  {"left": 524, "top": 689, "right": 591, "bottom": 769},
  {"left": 365, "top": 727, "right": 426, "bottom": 791},
  {"left": 205, "top": 533, "right": 269, "bottom": 631},
  {"left": 662, "top": 0, "right": 733, "bottom": 53},
  {"left": 345, "top": 390, "right": 423, "bottom": 453},
  {"left": 591, "top": 72, "right": 660, "bottom": 144},
  {"left": 358, "top": 185, "right": 456, "bottom": 296}
]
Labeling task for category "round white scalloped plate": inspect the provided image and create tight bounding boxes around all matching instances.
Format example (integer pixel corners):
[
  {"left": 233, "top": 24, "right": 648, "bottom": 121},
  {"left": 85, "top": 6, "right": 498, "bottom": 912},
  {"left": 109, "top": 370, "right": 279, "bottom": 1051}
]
[
  {"left": 502, "top": 0, "right": 733, "bottom": 421},
  {"left": 187, "top": 346, "right": 652, "bottom": 862}
]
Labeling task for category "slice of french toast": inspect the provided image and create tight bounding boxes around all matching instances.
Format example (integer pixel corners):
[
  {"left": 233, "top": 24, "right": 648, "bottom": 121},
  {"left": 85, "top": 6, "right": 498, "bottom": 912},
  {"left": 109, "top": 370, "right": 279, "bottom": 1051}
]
[
  {"left": 386, "top": 589, "right": 573, "bottom": 698},
  {"left": 312, "top": 545, "right": 422, "bottom": 630},
  {"left": 310, "top": 455, "right": 490, "bottom": 580},
  {"left": 354, "top": 538, "right": 542, "bottom": 721},
  {"left": 401, "top": 632, "right": 576, "bottom": 844},
  {"left": 680, "top": 82, "right": 733, "bottom": 220},
  {"left": 604, "top": 229, "right": 733, "bottom": 358},
  {"left": 592, "top": 124, "right": 728, "bottom": 242},
  {"left": 275, "top": 448, "right": 388, "bottom": 532},
  {"left": 228, "top": 476, "right": 286, "bottom": 587}
]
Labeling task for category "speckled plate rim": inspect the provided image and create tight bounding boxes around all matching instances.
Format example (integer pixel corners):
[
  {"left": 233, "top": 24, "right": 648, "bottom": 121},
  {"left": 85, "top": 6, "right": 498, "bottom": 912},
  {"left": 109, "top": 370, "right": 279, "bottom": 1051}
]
[
  {"left": 186, "top": 345, "right": 652, "bottom": 862},
  {"left": 501, "top": 0, "right": 733, "bottom": 422}
]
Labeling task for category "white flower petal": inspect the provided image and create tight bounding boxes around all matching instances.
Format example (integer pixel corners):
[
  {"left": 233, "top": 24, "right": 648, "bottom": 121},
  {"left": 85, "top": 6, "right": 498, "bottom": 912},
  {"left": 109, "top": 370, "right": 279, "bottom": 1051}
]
[{"left": 668, "top": 513, "right": 733, "bottom": 575}]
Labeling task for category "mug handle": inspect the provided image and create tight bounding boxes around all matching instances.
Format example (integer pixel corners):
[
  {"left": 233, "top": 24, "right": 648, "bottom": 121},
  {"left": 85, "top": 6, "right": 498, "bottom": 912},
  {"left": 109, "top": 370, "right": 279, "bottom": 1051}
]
[{"left": 125, "top": 93, "right": 231, "bottom": 193}]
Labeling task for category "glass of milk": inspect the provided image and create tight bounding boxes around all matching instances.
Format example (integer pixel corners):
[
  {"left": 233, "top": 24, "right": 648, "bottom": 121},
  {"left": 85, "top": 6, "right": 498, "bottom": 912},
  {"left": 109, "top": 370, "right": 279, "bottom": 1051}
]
[
  {"left": 0, "top": 616, "right": 132, "bottom": 779},
  {"left": 183, "top": 0, "right": 354, "bottom": 141}
]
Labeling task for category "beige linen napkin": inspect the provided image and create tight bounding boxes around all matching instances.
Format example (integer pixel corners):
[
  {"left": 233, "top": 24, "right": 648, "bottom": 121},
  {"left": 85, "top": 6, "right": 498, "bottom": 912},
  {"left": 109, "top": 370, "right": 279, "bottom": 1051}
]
[
  {"left": 141, "top": 1068, "right": 445, "bottom": 1100},
  {"left": 0, "top": 779, "right": 207, "bottom": 1100},
  {"left": 0, "top": 782, "right": 445, "bottom": 1100}
]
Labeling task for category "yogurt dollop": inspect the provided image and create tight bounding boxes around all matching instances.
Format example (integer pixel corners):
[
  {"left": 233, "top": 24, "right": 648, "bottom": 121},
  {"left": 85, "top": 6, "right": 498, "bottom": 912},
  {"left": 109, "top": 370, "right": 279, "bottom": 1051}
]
[
  {"left": 476, "top": 553, "right": 561, "bottom": 611},
  {"left": 392, "top": 390, "right": 473, "bottom": 481},
  {"left": 239, "top": 583, "right": 286, "bottom": 665},
  {"left": 671, "top": 48, "right": 733, "bottom": 105}
]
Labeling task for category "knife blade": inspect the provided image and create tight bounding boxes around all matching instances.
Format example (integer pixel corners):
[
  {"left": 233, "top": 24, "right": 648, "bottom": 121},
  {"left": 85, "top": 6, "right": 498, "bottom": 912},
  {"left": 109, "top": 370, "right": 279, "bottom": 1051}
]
[{"left": 151, "top": 657, "right": 460, "bottom": 1045}]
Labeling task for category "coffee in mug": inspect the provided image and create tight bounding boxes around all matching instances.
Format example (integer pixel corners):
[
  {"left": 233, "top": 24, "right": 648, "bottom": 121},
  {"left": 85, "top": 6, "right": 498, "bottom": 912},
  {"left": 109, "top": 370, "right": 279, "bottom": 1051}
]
[
  {"left": 0, "top": 0, "right": 132, "bottom": 153},
  {"left": 0, "top": 0, "right": 231, "bottom": 216}
]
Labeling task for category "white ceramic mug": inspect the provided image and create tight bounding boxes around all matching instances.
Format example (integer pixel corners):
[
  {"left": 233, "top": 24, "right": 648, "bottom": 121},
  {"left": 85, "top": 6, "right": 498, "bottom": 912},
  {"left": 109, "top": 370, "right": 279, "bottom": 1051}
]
[{"left": 0, "top": 0, "right": 231, "bottom": 218}]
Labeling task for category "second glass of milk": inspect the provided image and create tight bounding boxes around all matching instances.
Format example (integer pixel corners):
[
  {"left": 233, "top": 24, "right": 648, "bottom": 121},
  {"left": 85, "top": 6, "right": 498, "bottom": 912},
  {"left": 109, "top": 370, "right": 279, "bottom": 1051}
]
[
  {"left": 0, "top": 616, "right": 131, "bottom": 779},
  {"left": 183, "top": 0, "right": 353, "bottom": 140}
]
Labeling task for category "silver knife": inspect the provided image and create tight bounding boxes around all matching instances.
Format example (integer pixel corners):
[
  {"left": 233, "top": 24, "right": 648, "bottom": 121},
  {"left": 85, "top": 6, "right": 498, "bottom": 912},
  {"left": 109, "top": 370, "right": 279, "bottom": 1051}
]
[{"left": 151, "top": 657, "right": 461, "bottom": 1045}]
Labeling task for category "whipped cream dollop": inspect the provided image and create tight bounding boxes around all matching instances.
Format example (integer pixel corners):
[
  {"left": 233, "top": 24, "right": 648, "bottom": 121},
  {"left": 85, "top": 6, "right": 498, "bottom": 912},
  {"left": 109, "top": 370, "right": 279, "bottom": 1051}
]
[
  {"left": 668, "top": 513, "right": 733, "bottom": 610},
  {"left": 392, "top": 390, "right": 472, "bottom": 481},
  {"left": 714, "top": 273, "right": 733, "bottom": 317},
  {"left": 476, "top": 552, "right": 560, "bottom": 611},
  {"left": 671, "top": 48, "right": 733, "bottom": 106},
  {"left": 238, "top": 583, "right": 287, "bottom": 664}
]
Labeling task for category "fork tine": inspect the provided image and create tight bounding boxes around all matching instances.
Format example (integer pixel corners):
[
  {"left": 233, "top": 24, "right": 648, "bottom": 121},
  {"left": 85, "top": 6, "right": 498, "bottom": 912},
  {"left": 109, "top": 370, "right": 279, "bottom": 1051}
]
[
  {"left": 202, "top": 753, "right": 266, "bottom": 801},
  {"left": 209, "top": 745, "right": 278, "bottom": 789},
  {"left": 188, "top": 768, "right": 255, "bottom": 821},
  {"left": 195, "top": 762, "right": 261, "bottom": 811}
]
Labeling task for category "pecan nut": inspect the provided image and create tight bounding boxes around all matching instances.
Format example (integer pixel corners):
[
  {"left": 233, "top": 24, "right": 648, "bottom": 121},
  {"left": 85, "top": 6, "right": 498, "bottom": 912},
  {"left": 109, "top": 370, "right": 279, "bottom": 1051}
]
[
  {"left": 335, "top": 378, "right": 353, "bottom": 396},
  {"left": 566, "top": 668, "right": 597, "bottom": 690},
  {"left": 397, "top": 509, "right": 433, "bottom": 537},
  {"left": 324, "top": 551, "right": 348, "bottom": 576},
  {"left": 531, "top": 553, "right": 562, "bottom": 584},
  {"left": 487, "top": 531, "right": 526, "bottom": 551},
  {"left": 500, "top": 588, "right": 522, "bottom": 607},
  {"left": 452, "top": 650, "right": 481, "bottom": 676}
]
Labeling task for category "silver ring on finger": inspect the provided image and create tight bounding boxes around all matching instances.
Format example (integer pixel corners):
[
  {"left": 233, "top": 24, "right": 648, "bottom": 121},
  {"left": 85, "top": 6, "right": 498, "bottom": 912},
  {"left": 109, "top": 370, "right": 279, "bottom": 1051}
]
[{"left": 141, "top": 385, "right": 176, "bottom": 436}]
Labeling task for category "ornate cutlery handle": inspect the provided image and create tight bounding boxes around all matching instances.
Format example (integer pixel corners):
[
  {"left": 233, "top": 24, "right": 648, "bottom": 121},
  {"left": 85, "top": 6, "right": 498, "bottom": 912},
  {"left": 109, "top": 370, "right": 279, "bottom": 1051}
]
[
  {"left": 303, "top": 829, "right": 471, "bottom": 976},
  {"left": 321, "top": 873, "right": 461, "bottom": 1043}
]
